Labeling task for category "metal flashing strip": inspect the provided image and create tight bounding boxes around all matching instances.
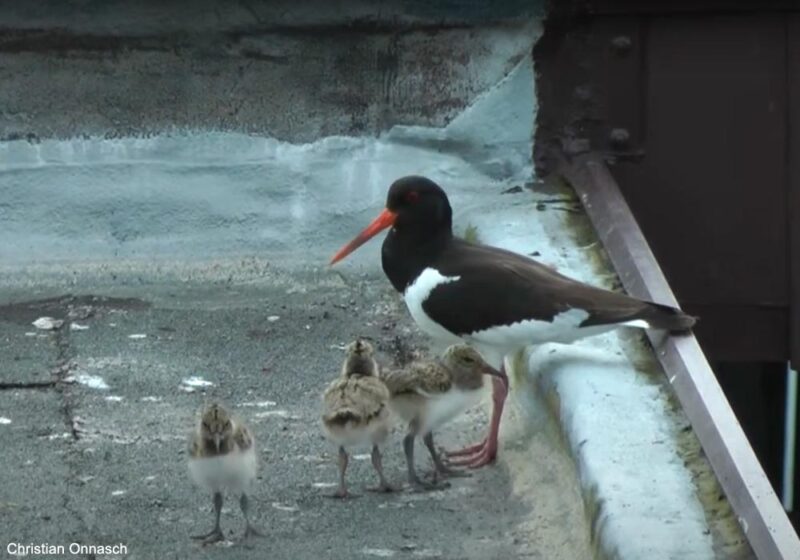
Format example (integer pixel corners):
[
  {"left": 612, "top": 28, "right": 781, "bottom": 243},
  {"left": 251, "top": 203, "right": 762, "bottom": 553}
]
[{"left": 561, "top": 152, "right": 800, "bottom": 559}]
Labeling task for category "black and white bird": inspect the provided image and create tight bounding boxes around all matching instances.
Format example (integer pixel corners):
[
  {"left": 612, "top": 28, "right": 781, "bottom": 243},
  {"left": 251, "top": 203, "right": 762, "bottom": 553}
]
[{"left": 330, "top": 176, "right": 695, "bottom": 468}]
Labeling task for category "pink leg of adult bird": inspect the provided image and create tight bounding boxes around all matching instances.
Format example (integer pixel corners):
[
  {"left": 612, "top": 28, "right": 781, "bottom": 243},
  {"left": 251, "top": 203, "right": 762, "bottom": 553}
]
[{"left": 446, "top": 370, "right": 508, "bottom": 468}]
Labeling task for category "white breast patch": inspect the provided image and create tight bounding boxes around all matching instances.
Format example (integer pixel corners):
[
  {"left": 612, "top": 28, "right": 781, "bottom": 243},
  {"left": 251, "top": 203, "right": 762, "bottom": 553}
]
[{"left": 403, "top": 268, "right": 463, "bottom": 344}]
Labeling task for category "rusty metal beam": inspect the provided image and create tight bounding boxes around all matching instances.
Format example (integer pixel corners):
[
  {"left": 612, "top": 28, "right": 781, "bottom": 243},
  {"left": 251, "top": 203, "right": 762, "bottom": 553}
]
[{"left": 561, "top": 152, "right": 800, "bottom": 559}]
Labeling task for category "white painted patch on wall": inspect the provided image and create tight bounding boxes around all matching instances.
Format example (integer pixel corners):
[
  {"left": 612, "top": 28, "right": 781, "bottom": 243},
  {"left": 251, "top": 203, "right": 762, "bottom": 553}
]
[{"left": 403, "top": 268, "right": 462, "bottom": 344}]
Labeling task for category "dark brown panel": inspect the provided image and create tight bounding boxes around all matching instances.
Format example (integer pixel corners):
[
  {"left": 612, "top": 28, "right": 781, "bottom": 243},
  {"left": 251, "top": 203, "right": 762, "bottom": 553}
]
[
  {"left": 613, "top": 16, "right": 789, "bottom": 310},
  {"left": 533, "top": 17, "right": 644, "bottom": 172},
  {"left": 582, "top": 1, "right": 800, "bottom": 15},
  {"left": 686, "top": 304, "right": 789, "bottom": 361},
  {"left": 788, "top": 17, "right": 800, "bottom": 368}
]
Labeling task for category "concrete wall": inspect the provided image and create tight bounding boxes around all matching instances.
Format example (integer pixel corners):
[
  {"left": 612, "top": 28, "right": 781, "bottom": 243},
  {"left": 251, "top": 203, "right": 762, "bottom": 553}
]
[{"left": 0, "top": 0, "right": 542, "bottom": 142}]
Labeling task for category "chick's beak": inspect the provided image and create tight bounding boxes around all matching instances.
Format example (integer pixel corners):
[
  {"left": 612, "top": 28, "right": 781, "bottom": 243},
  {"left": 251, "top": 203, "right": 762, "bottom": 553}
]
[{"left": 482, "top": 364, "right": 505, "bottom": 380}]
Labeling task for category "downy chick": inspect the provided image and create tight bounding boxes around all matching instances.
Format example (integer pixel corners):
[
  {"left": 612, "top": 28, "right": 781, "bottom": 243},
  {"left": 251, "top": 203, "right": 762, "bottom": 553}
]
[
  {"left": 382, "top": 344, "right": 504, "bottom": 489},
  {"left": 321, "top": 339, "right": 393, "bottom": 498},
  {"left": 188, "top": 403, "right": 260, "bottom": 544}
]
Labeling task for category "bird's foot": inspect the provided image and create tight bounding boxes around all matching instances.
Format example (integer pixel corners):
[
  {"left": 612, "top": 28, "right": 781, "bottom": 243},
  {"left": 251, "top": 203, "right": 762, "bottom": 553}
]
[
  {"left": 434, "top": 463, "right": 472, "bottom": 479},
  {"left": 242, "top": 524, "right": 264, "bottom": 541},
  {"left": 326, "top": 487, "right": 357, "bottom": 500},
  {"left": 445, "top": 440, "right": 498, "bottom": 469},
  {"left": 191, "top": 528, "right": 225, "bottom": 545},
  {"left": 367, "top": 482, "right": 398, "bottom": 494},
  {"left": 407, "top": 475, "right": 450, "bottom": 493},
  {"left": 445, "top": 439, "right": 488, "bottom": 458}
]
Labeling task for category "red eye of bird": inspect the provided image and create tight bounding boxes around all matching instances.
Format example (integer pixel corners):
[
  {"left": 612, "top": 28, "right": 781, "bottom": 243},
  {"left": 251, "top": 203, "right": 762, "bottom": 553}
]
[{"left": 405, "top": 191, "right": 420, "bottom": 203}]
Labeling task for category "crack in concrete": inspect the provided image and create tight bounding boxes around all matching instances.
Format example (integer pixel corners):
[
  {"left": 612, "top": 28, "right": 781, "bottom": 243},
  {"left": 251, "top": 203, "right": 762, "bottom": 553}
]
[
  {"left": 0, "top": 380, "right": 57, "bottom": 390},
  {"left": 51, "top": 323, "right": 94, "bottom": 546},
  {"left": 52, "top": 329, "right": 81, "bottom": 442}
]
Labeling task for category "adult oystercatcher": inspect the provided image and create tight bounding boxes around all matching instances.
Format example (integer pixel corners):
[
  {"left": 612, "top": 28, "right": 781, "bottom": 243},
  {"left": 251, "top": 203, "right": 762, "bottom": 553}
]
[{"left": 330, "top": 176, "right": 695, "bottom": 468}]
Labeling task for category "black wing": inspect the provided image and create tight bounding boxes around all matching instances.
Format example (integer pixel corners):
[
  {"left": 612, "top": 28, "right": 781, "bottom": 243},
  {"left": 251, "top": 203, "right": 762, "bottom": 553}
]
[{"left": 424, "top": 239, "right": 694, "bottom": 334}]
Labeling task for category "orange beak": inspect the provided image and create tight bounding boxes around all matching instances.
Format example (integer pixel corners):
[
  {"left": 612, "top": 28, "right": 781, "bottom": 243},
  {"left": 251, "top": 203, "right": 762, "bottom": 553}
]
[{"left": 330, "top": 209, "right": 397, "bottom": 265}]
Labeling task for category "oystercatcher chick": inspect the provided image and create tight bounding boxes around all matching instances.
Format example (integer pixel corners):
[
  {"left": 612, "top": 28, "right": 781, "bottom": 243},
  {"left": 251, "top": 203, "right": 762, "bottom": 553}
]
[
  {"left": 321, "top": 339, "right": 394, "bottom": 497},
  {"left": 188, "top": 403, "right": 260, "bottom": 544},
  {"left": 382, "top": 344, "right": 504, "bottom": 489},
  {"left": 330, "top": 176, "right": 695, "bottom": 468}
]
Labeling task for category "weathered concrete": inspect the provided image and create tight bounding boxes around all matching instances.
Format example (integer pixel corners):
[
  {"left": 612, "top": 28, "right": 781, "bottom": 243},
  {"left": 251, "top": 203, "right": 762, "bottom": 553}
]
[
  {"left": 0, "top": 0, "right": 542, "bottom": 141},
  {"left": 0, "top": 270, "right": 592, "bottom": 559}
]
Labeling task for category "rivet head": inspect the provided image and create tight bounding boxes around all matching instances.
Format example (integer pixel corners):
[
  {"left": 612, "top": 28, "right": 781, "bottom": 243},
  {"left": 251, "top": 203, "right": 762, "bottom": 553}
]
[
  {"left": 609, "top": 128, "right": 630, "bottom": 147},
  {"left": 611, "top": 35, "right": 632, "bottom": 53}
]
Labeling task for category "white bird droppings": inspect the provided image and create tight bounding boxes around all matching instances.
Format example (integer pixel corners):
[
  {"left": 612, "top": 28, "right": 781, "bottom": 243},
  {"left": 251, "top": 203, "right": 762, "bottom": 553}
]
[
  {"left": 141, "top": 396, "right": 162, "bottom": 402},
  {"left": 75, "top": 373, "right": 110, "bottom": 390},
  {"left": 271, "top": 502, "right": 299, "bottom": 512},
  {"left": 71, "top": 322, "right": 90, "bottom": 331},
  {"left": 267, "top": 315, "right": 280, "bottom": 322},
  {"left": 239, "top": 401, "right": 277, "bottom": 408},
  {"left": 180, "top": 376, "right": 213, "bottom": 392},
  {"left": 254, "top": 410, "right": 298, "bottom": 420},
  {"left": 312, "top": 482, "right": 337, "bottom": 489},
  {"left": 32, "top": 316, "right": 63, "bottom": 330},
  {"left": 0, "top": 417, "right": 11, "bottom": 425},
  {"left": 111, "top": 490, "right": 127, "bottom": 496},
  {"left": 362, "top": 548, "right": 396, "bottom": 557},
  {"left": 128, "top": 333, "right": 147, "bottom": 339},
  {"left": 104, "top": 395, "right": 124, "bottom": 402}
]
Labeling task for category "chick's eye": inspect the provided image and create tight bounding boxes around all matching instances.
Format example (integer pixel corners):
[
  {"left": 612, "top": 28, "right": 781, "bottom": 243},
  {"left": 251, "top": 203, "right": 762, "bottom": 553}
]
[{"left": 405, "top": 191, "right": 420, "bottom": 203}]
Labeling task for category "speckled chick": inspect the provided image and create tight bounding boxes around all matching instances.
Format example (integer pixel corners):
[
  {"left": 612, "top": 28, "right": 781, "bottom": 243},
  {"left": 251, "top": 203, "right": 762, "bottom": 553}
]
[
  {"left": 188, "top": 403, "right": 260, "bottom": 544},
  {"left": 321, "top": 339, "right": 393, "bottom": 498},
  {"left": 382, "top": 344, "right": 503, "bottom": 489}
]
